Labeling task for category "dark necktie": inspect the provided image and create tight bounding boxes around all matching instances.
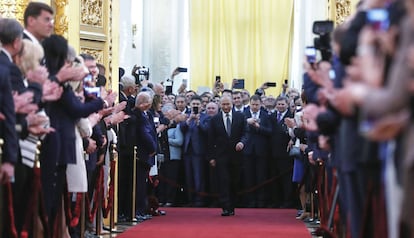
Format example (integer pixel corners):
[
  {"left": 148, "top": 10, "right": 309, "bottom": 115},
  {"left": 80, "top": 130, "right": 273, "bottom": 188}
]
[
  {"left": 277, "top": 112, "right": 282, "bottom": 122},
  {"left": 226, "top": 113, "right": 231, "bottom": 136}
]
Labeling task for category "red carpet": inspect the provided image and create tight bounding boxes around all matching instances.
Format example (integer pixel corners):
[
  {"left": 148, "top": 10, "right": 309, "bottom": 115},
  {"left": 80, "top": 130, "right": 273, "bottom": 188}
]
[{"left": 117, "top": 208, "right": 310, "bottom": 238}]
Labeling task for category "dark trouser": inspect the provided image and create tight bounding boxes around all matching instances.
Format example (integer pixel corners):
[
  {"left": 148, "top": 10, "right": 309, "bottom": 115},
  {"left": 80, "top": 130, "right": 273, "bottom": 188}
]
[
  {"left": 268, "top": 157, "right": 294, "bottom": 207},
  {"left": 216, "top": 155, "right": 240, "bottom": 211},
  {"left": 338, "top": 169, "right": 366, "bottom": 238},
  {"left": 41, "top": 164, "right": 66, "bottom": 238},
  {"left": 244, "top": 154, "right": 267, "bottom": 207},
  {"left": 135, "top": 162, "right": 149, "bottom": 216},
  {"left": 158, "top": 159, "right": 180, "bottom": 204},
  {"left": 12, "top": 162, "right": 33, "bottom": 233},
  {"left": 184, "top": 153, "right": 205, "bottom": 206},
  {"left": 118, "top": 150, "right": 134, "bottom": 218}
]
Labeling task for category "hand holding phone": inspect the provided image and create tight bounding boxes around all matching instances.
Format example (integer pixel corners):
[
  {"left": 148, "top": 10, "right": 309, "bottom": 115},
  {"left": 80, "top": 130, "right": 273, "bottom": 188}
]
[
  {"left": 264, "top": 82, "right": 277, "bottom": 87},
  {"left": 192, "top": 107, "right": 199, "bottom": 114}
]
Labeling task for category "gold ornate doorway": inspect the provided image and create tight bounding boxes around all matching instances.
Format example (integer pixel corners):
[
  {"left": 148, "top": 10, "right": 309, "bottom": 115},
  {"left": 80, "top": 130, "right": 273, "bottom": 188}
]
[{"left": 0, "top": 0, "right": 119, "bottom": 91}]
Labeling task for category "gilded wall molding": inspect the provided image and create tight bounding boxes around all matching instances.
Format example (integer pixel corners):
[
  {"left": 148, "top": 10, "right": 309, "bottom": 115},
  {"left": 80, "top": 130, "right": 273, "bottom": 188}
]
[
  {"left": 54, "top": 0, "right": 69, "bottom": 38},
  {"left": 328, "top": 0, "right": 352, "bottom": 24},
  {"left": 108, "top": 0, "right": 113, "bottom": 87},
  {"left": 80, "top": 47, "right": 104, "bottom": 64},
  {"left": 335, "top": 0, "right": 351, "bottom": 24},
  {"left": 0, "top": 0, "right": 29, "bottom": 23},
  {"left": 81, "top": 0, "right": 103, "bottom": 27}
]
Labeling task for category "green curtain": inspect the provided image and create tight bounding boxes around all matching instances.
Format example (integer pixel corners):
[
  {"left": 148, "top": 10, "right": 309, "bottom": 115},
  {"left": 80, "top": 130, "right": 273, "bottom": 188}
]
[{"left": 190, "top": 0, "right": 294, "bottom": 95}]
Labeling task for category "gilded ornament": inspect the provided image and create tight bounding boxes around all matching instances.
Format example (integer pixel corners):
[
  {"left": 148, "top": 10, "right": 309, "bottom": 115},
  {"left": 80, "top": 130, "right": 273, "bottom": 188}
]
[
  {"left": 80, "top": 48, "right": 104, "bottom": 64},
  {"left": 336, "top": 0, "right": 351, "bottom": 24},
  {"left": 54, "top": 0, "right": 69, "bottom": 38},
  {"left": 81, "top": 0, "right": 103, "bottom": 27}
]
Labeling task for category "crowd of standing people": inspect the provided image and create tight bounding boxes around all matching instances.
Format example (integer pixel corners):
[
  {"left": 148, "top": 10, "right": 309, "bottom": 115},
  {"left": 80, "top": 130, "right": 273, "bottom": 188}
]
[{"left": 3, "top": 0, "right": 414, "bottom": 238}]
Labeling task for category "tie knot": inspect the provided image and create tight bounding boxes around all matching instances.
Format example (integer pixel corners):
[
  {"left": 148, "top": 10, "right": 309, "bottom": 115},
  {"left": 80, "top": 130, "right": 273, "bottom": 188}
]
[{"left": 226, "top": 113, "right": 230, "bottom": 117}]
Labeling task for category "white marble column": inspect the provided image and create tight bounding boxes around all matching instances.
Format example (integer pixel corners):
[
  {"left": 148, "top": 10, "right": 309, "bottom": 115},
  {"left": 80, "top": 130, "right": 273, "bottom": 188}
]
[
  {"left": 141, "top": 0, "right": 189, "bottom": 85},
  {"left": 289, "top": 0, "right": 329, "bottom": 90}
]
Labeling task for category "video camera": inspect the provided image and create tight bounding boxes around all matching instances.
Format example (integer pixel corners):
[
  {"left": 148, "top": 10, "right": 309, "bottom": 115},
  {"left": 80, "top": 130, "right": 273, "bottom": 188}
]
[
  {"left": 312, "top": 20, "right": 334, "bottom": 62},
  {"left": 135, "top": 66, "right": 149, "bottom": 83}
]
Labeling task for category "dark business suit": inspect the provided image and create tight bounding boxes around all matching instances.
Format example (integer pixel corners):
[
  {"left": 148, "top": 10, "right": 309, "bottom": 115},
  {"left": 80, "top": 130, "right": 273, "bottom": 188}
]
[
  {"left": 0, "top": 51, "right": 26, "bottom": 93},
  {"left": 0, "top": 64, "right": 18, "bottom": 164},
  {"left": 180, "top": 112, "right": 209, "bottom": 206},
  {"left": 41, "top": 82, "right": 104, "bottom": 229},
  {"left": 0, "top": 64, "right": 18, "bottom": 238},
  {"left": 117, "top": 92, "right": 136, "bottom": 219},
  {"left": 133, "top": 109, "right": 157, "bottom": 217},
  {"left": 243, "top": 110, "right": 272, "bottom": 207},
  {"left": 208, "top": 111, "right": 247, "bottom": 212},
  {"left": 0, "top": 50, "right": 37, "bottom": 233},
  {"left": 269, "top": 110, "right": 294, "bottom": 207}
]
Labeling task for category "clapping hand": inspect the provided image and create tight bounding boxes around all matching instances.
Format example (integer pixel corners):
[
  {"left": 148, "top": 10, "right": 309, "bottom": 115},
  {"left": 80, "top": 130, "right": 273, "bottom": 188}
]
[{"left": 42, "top": 80, "right": 63, "bottom": 102}]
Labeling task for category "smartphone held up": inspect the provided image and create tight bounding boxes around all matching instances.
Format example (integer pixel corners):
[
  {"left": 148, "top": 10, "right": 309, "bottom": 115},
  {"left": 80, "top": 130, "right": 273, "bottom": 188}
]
[{"left": 305, "top": 46, "right": 317, "bottom": 64}]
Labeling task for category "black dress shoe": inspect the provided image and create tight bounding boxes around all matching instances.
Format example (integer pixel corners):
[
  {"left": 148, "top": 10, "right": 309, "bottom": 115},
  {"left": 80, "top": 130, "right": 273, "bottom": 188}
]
[{"left": 221, "top": 210, "right": 235, "bottom": 216}]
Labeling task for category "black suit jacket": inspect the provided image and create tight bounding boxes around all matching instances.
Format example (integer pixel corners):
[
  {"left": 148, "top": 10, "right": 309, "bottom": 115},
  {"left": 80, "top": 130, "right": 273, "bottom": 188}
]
[
  {"left": 0, "top": 65, "right": 18, "bottom": 164},
  {"left": 118, "top": 93, "right": 136, "bottom": 149},
  {"left": 269, "top": 110, "right": 294, "bottom": 158},
  {"left": 134, "top": 110, "right": 157, "bottom": 168},
  {"left": 0, "top": 51, "right": 31, "bottom": 139},
  {"left": 41, "top": 82, "right": 104, "bottom": 167},
  {"left": 243, "top": 110, "right": 272, "bottom": 157},
  {"left": 208, "top": 111, "right": 248, "bottom": 160},
  {"left": 0, "top": 51, "right": 26, "bottom": 93}
]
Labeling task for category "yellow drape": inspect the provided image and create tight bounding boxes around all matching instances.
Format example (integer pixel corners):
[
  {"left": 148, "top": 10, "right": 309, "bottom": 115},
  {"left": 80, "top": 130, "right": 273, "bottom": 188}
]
[{"left": 190, "top": 0, "right": 294, "bottom": 96}]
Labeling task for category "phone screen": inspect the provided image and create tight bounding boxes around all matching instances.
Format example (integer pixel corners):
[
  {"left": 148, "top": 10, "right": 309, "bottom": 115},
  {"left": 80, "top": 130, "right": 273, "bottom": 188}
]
[
  {"left": 84, "top": 87, "right": 101, "bottom": 98},
  {"left": 366, "top": 9, "right": 389, "bottom": 31},
  {"left": 233, "top": 79, "right": 245, "bottom": 89},
  {"left": 305, "top": 47, "right": 316, "bottom": 63},
  {"left": 192, "top": 107, "right": 199, "bottom": 114}
]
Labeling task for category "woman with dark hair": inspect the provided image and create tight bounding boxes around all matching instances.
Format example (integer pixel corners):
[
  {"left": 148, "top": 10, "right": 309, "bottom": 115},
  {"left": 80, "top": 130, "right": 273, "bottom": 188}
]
[
  {"left": 42, "top": 34, "right": 68, "bottom": 76},
  {"left": 40, "top": 34, "right": 115, "bottom": 236}
]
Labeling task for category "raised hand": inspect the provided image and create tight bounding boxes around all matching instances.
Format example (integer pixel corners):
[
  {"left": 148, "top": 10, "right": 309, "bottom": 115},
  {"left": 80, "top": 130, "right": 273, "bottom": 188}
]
[{"left": 42, "top": 80, "right": 63, "bottom": 102}]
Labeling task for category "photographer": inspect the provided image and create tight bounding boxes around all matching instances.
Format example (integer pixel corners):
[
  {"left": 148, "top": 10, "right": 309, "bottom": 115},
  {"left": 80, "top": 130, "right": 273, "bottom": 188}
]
[{"left": 179, "top": 96, "right": 210, "bottom": 207}]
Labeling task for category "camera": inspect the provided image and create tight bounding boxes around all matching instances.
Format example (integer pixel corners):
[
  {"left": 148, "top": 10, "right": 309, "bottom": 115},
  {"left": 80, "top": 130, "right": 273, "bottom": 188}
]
[
  {"left": 137, "top": 66, "right": 149, "bottom": 75},
  {"left": 366, "top": 9, "right": 389, "bottom": 31},
  {"left": 312, "top": 20, "right": 334, "bottom": 62},
  {"left": 84, "top": 86, "right": 101, "bottom": 98},
  {"left": 135, "top": 66, "right": 149, "bottom": 82}
]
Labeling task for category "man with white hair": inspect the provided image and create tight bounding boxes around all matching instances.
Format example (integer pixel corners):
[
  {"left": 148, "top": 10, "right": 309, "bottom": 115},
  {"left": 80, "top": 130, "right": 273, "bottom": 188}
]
[
  {"left": 119, "top": 75, "right": 137, "bottom": 103},
  {"left": 133, "top": 92, "right": 157, "bottom": 221},
  {"left": 117, "top": 74, "right": 138, "bottom": 222}
]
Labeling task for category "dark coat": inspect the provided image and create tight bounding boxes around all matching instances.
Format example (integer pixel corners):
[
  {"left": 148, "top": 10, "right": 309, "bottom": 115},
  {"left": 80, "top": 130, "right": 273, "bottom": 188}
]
[
  {"left": 207, "top": 111, "right": 248, "bottom": 160},
  {"left": 243, "top": 110, "right": 272, "bottom": 157},
  {"left": 0, "top": 65, "right": 18, "bottom": 164}
]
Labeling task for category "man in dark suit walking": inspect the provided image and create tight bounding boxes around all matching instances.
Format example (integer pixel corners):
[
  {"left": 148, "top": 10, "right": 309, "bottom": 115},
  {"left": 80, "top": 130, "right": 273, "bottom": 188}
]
[{"left": 208, "top": 96, "right": 247, "bottom": 216}]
